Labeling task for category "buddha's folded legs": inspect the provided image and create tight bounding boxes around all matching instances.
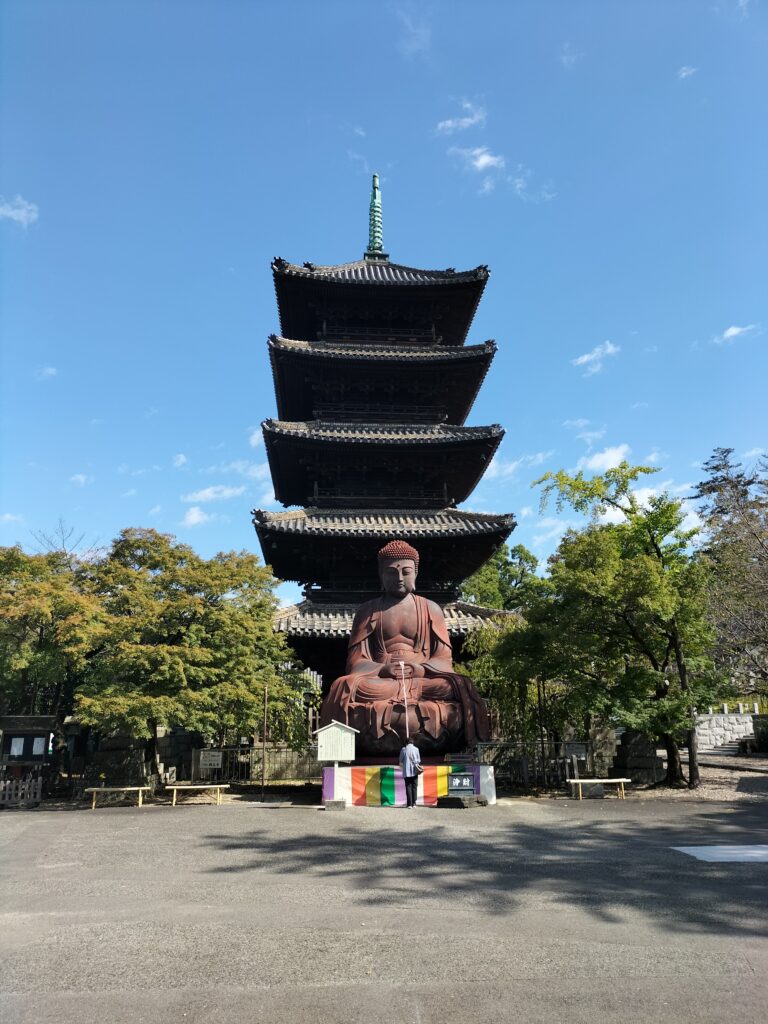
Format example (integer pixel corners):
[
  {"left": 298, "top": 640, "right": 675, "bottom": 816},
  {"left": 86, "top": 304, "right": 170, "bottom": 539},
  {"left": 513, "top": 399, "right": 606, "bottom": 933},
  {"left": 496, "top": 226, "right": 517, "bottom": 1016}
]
[{"left": 320, "top": 672, "right": 485, "bottom": 754}]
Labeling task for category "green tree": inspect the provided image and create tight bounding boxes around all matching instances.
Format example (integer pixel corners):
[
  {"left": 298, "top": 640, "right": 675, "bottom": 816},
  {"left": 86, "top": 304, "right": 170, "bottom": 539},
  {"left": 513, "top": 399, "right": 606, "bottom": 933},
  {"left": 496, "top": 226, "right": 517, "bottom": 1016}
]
[
  {"left": 460, "top": 543, "right": 542, "bottom": 610},
  {"left": 73, "top": 529, "right": 306, "bottom": 766},
  {"left": 0, "top": 546, "right": 107, "bottom": 719},
  {"left": 527, "top": 462, "right": 720, "bottom": 787},
  {"left": 695, "top": 448, "right": 768, "bottom": 691}
]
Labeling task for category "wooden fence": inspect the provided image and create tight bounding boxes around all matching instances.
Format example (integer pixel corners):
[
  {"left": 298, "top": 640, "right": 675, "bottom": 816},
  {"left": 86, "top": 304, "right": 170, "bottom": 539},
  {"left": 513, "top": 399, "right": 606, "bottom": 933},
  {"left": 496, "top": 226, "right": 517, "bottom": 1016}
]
[{"left": 0, "top": 774, "right": 43, "bottom": 807}]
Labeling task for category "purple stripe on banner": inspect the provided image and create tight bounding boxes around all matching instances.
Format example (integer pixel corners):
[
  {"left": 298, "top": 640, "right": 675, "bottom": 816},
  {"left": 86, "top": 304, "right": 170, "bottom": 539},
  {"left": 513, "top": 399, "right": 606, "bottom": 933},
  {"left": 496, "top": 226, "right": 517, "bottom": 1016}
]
[
  {"left": 322, "top": 767, "right": 335, "bottom": 803},
  {"left": 394, "top": 769, "right": 406, "bottom": 807}
]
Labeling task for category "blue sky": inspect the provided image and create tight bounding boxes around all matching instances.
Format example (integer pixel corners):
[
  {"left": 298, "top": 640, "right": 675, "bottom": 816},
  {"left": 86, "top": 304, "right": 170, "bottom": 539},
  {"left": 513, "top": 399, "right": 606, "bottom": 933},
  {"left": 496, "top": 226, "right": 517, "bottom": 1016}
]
[{"left": 2, "top": 1, "right": 766, "bottom": 604}]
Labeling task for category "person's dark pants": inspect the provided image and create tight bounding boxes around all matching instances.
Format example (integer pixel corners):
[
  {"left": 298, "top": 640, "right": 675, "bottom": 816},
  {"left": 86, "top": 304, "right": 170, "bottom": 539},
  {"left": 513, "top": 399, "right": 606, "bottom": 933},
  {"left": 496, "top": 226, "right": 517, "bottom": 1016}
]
[{"left": 404, "top": 775, "right": 418, "bottom": 807}]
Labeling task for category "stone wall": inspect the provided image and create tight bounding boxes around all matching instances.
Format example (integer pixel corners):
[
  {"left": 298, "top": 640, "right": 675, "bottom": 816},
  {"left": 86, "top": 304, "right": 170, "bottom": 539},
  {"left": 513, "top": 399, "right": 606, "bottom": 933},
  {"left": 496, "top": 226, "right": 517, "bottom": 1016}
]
[{"left": 695, "top": 713, "right": 755, "bottom": 750}]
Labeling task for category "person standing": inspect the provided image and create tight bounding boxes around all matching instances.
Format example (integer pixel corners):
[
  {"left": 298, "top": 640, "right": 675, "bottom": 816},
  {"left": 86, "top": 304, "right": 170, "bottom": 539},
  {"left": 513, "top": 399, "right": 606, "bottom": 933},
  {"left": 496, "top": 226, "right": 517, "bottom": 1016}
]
[{"left": 399, "top": 737, "right": 421, "bottom": 808}]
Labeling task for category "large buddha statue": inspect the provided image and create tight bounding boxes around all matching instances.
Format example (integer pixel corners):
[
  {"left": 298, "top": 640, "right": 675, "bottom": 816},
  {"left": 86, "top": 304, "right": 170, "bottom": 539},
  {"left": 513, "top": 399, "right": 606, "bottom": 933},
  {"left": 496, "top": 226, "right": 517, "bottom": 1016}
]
[{"left": 319, "top": 539, "right": 490, "bottom": 755}]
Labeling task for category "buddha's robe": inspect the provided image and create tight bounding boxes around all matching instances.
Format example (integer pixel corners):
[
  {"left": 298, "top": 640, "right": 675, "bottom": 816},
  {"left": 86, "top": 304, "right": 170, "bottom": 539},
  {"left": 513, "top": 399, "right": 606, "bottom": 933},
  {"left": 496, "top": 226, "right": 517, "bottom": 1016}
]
[{"left": 320, "top": 593, "right": 489, "bottom": 753}]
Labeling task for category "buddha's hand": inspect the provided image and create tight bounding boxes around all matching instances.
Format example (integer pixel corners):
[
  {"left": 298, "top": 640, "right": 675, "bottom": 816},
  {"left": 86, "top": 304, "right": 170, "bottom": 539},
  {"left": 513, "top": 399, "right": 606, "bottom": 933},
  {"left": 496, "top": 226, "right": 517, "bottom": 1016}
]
[{"left": 381, "top": 661, "right": 426, "bottom": 679}]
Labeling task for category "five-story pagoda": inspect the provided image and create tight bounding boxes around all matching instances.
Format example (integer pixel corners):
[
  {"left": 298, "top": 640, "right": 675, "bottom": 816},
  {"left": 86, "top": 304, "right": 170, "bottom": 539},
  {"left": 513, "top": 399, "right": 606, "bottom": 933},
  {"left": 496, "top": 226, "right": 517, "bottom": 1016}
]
[{"left": 253, "top": 176, "right": 515, "bottom": 688}]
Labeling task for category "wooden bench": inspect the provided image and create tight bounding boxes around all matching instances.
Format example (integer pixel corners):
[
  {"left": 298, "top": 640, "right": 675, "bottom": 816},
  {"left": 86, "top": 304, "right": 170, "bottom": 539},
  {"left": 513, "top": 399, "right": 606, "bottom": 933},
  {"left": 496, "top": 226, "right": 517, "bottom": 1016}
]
[
  {"left": 84, "top": 786, "right": 150, "bottom": 810},
  {"left": 165, "top": 783, "right": 230, "bottom": 806},
  {"left": 568, "top": 777, "right": 631, "bottom": 800}
]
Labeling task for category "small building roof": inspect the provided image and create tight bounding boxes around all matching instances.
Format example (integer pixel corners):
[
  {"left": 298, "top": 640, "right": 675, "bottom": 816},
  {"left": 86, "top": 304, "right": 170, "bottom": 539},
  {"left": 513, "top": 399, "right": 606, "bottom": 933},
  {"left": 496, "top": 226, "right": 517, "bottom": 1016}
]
[
  {"left": 0, "top": 715, "right": 56, "bottom": 733},
  {"left": 313, "top": 720, "right": 359, "bottom": 735}
]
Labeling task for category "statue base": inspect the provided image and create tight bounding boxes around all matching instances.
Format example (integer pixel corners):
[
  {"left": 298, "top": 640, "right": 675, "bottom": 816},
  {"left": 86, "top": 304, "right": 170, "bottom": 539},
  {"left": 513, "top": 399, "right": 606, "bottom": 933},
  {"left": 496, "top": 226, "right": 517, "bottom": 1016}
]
[{"left": 321, "top": 763, "right": 496, "bottom": 807}]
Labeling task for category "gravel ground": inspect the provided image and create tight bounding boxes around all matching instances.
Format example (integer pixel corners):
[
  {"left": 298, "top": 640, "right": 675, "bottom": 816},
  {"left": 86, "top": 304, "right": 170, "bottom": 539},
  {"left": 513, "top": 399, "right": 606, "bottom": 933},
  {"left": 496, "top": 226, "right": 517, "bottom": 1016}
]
[{"left": 628, "top": 765, "right": 768, "bottom": 802}]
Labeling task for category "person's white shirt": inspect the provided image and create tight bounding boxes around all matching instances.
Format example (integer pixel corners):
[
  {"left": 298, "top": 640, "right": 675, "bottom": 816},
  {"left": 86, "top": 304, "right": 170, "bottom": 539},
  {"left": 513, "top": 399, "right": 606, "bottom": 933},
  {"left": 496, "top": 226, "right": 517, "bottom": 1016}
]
[{"left": 399, "top": 740, "right": 421, "bottom": 777}]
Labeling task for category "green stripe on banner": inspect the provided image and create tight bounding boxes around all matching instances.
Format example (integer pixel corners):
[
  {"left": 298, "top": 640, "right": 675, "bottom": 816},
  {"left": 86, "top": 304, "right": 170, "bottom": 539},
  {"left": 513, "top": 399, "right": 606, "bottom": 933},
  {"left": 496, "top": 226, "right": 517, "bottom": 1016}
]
[{"left": 380, "top": 766, "right": 395, "bottom": 806}]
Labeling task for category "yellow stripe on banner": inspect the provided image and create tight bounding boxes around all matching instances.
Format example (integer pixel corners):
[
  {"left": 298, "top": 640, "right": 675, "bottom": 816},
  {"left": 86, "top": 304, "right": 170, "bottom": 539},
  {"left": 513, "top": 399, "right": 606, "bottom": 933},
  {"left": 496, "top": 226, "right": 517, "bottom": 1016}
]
[
  {"left": 365, "top": 766, "right": 381, "bottom": 806},
  {"left": 436, "top": 765, "right": 449, "bottom": 798}
]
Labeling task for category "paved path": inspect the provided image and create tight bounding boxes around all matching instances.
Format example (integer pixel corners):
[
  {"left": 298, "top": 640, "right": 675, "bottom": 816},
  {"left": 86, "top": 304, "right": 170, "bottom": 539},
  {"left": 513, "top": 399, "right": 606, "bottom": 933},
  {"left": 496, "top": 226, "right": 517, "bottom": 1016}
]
[{"left": 2, "top": 799, "right": 767, "bottom": 1023}]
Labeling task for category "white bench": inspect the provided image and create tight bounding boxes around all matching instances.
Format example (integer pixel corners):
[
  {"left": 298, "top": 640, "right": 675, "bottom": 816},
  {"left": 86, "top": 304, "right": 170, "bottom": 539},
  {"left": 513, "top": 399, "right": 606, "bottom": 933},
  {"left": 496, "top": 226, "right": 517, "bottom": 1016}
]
[
  {"left": 165, "top": 783, "right": 230, "bottom": 806},
  {"left": 84, "top": 786, "right": 150, "bottom": 809},
  {"left": 568, "top": 777, "right": 631, "bottom": 800}
]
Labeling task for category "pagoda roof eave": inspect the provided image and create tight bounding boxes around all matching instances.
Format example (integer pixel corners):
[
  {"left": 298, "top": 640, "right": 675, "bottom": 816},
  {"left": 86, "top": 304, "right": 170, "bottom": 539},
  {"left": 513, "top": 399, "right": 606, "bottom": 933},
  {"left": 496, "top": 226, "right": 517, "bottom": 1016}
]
[
  {"left": 267, "top": 335, "right": 497, "bottom": 362},
  {"left": 262, "top": 420, "right": 503, "bottom": 444},
  {"left": 252, "top": 506, "right": 515, "bottom": 537},
  {"left": 271, "top": 257, "right": 489, "bottom": 286},
  {"left": 274, "top": 600, "right": 513, "bottom": 639},
  {"left": 271, "top": 258, "right": 489, "bottom": 347}
]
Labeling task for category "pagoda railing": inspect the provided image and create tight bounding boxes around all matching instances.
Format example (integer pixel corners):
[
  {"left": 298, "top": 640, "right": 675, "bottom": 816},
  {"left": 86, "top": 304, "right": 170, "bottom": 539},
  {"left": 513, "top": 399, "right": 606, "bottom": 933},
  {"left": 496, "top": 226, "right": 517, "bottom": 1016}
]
[
  {"left": 311, "top": 483, "right": 451, "bottom": 507},
  {"left": 313, "top": 402, "right": 448, "bottom": 423},
  {"left": 317, "top": 324, "right": 442, "bottom": 344}
]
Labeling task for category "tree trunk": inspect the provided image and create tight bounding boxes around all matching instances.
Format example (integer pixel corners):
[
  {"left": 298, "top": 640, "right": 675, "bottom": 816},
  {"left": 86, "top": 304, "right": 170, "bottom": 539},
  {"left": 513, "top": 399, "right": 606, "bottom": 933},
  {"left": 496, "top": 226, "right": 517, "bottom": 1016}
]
[
  {"left": 664, "top": 734, "right": 686, "bottom": 787},
  {"left": 687, "top": 724, "right": 701, "bottom": 789}
]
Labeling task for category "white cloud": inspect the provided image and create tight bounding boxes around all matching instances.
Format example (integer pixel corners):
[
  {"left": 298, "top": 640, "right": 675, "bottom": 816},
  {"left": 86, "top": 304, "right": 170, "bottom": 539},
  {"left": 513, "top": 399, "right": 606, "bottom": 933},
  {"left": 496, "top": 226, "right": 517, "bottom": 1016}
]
[
  {"left": 353, "top": 125, "right": 366, "bottom": 137},
  {"left": 69, "top": 473, "right": 92, "bottom": 486},
  {"left": 712, "top": 324, "right": 759, "bottom": 344},
  {"left": 173, "top": 453, "right": 188, "bottom": 468},
  {"left": 257, "top": 487, "right": 278, "bottom": 506},
  {"left": 563, "top": 418, "right": 590, "bottom": 430},
  {"left": 1, "top": 513, "right": 23, "bottom": 524},
  {"left": 206, "top": 459, "right": 270, "bottom": 481},
  {"left": 148, "top": 505, "right": 161, "bottom": 516},
  {"left": 436, "top": 101, "right": 486, "bottom": 135},
  {"left": 631, "top": 401, "right": 648, "bottom": 410},
  {"left": 181, "top": 484, "right": 246, "bottom": 503},
  {"left": 577, "top": 429, "right": 606, "bottom": 447},
  {"left": 571, "top": 340, "right": 620, "bottom": 376},
  {"left": 560, "top": 42, "right": 584, "bottom": 69},
  {"left": 182, "top": 506, "right": 211, "bottom": 527},
  {"left": 519, "top": 506, "right": 533, "bottom": 519},
  {"left": 743, "top": 447, "right": 765, "bottom": 459},
  {"left": 0, "top": 195, "right": 39, "bottom": 227},
  {"left": 347, "top": 150, "right": 370, "bottom": 175},
  {"left": 121, "top": 488, "right": 137, "bottom": 498},
  {"left": 643, "top": 449, "right": 668, "bottom": 466},
  {"left": 119, "top": 463, "right": 161, "bottom": 477},
  {"left": 248, "top": 428, "right": 263, "bottom": 448},
  {"left": 677, "top": 66, "right": 697, "bottom": 79},
  {"left": 396, "top": 9, "right": 431, "bottom": 59},
  {"left": 509, "top": 164, "right": 557, "bottom": 203},
  {"left": 35, "top": 366, "right": 58, "bottom": 380},
  {"left": 485, "top": 451, "right": 553, "bottom": 480},
  {"left": 577, "top": 444, "right": 631, "bottom": 472},
  {"left": 450, "top": 146, "right": 506, "bottom": 173},
  {"left": 533, "top": 516, "right": 578, "bottom": 548}
]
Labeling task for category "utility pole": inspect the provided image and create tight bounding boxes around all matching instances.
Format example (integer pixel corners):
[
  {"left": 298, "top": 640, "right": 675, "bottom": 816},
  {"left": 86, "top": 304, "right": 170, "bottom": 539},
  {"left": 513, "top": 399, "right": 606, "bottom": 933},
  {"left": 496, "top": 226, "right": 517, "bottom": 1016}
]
[{"left": 260, "top": 684, "right": 268, "bottom": 803}]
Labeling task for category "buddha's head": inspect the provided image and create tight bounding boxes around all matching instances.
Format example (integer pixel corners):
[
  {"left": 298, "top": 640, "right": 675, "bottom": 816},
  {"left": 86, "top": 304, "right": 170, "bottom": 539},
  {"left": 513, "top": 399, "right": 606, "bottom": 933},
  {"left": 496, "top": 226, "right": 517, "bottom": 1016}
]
[{"left": 377, "top": 539, "right": 419, "bottom": 597}]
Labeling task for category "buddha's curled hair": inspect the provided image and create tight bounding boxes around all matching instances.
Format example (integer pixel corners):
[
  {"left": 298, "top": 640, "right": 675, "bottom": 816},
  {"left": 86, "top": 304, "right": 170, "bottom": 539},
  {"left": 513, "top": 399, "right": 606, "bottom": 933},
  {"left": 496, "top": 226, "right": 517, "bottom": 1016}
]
[{"left": 377, "top": 539, "right": 419, "bottom": 571}]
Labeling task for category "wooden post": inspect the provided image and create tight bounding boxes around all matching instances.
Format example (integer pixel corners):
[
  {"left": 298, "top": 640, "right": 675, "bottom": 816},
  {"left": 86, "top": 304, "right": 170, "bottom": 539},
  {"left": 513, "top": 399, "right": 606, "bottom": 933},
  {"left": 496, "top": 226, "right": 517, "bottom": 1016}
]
[{"left": 261, "top": 684, "right": 268, "bottom": 803}]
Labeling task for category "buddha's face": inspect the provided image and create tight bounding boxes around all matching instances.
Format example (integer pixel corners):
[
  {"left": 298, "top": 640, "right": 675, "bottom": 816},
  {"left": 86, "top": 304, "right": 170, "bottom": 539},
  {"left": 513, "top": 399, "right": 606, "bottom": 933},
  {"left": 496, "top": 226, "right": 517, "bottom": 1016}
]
[{"left": 379, "top": 558, "right": 418, "bottom": 597}]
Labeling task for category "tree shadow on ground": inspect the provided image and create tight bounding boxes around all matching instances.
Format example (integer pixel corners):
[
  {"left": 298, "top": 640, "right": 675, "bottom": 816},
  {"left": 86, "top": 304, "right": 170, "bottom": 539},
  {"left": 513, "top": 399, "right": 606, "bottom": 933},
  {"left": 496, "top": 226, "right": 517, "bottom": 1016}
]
[{"left": 201, "top": 801, "right": 768, "bottom": 940}]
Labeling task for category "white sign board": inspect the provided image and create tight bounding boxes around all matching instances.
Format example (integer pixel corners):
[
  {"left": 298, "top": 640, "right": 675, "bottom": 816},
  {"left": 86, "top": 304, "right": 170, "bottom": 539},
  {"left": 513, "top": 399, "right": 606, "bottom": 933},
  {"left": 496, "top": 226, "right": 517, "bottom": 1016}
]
[
  {"left": 199, "top": 750, "right": 223, "bottom": 770},
  {"left": 315, "top": 721, "right": 357, "bottom": 763}
]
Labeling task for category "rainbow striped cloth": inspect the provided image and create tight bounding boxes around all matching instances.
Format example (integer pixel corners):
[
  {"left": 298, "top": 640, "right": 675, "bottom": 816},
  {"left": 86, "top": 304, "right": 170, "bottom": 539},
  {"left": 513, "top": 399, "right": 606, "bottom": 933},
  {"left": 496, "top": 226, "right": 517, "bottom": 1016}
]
[{"left": 322, "top": 764, "right": 496, "bottom": 806}]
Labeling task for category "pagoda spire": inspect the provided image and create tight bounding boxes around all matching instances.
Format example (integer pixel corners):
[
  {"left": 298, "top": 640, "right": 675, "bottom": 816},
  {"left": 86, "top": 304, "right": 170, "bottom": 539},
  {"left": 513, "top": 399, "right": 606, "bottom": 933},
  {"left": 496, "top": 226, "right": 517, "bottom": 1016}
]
[{"left": 364, "top": 173, "right": 389, "bottom": 261}]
